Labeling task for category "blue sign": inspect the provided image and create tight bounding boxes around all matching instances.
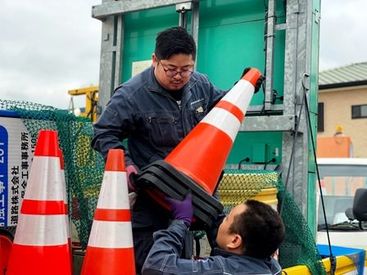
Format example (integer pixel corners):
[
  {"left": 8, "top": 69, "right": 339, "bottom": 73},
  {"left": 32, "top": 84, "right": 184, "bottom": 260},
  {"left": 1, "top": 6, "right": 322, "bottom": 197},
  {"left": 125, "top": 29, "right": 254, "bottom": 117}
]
[{"left": 0, "top": 125, "right": 8, "bottom": 227}]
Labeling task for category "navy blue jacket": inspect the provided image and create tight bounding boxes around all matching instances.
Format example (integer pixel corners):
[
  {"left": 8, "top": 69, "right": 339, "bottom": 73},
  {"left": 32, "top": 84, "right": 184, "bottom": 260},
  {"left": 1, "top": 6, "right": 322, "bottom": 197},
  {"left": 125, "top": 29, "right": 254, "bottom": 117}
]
[
  {"left": 142, "top": 220, "right": 283, "bottom": 275},
  {"left": 92, "top": 66, "right": 224, "bottom": 168},
  {"left": 92, "top": 66, "right": 224, "bottom": 229}
]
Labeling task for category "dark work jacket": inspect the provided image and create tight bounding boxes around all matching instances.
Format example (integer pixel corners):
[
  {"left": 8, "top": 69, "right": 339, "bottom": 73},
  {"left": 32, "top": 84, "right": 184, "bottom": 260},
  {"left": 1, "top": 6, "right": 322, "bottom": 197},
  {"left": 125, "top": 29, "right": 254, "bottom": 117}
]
[
  {"left": 142, "top": 220, "right": 283, "bottom": 275},
  {"left": 92, "top": 66, "right": 225, "bottom": 228}
]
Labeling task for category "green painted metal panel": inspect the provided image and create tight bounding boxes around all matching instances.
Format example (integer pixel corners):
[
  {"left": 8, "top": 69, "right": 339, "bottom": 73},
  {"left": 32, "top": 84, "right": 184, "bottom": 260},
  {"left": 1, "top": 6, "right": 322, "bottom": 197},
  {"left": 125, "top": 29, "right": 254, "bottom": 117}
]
[
  {"left": 197, "top": 0, "right": 286, "bottom": 107},
  {"left": 121, "top": 6, "right": 178, "bottom": 81},
  {"left": 228, "top": 132, "right": 282, "bottom": 166}
]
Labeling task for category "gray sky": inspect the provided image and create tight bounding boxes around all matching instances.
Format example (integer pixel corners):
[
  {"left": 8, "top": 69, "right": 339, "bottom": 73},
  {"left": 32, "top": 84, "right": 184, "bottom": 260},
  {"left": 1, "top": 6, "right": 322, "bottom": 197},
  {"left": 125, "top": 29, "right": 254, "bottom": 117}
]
[
  {"left": 1, "top": 0, "right": 366, "bottom": 109},
  {"left": 0, "top": 0, "right": 101, "bottom": 109},
  {"left": 319, "top": 0, "right": 367, "bottom": 70}
]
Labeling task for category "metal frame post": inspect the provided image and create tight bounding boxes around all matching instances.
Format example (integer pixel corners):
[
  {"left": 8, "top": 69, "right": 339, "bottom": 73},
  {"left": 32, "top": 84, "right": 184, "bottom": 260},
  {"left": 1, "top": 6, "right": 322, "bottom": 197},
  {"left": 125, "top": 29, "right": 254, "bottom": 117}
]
[{"left": 281, "top": 0, "right": 318, "bottom": 234}]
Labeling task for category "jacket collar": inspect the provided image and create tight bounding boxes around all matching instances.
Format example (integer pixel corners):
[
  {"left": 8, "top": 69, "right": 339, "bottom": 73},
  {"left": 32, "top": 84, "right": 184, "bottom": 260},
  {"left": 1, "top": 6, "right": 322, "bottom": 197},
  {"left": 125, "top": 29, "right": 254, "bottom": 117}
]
[
  {"left": 212, "top": 248, "right": 281, "bottom": 273},
  {"left": 212, "top": 247, "right": 240, "bottom": 258}
]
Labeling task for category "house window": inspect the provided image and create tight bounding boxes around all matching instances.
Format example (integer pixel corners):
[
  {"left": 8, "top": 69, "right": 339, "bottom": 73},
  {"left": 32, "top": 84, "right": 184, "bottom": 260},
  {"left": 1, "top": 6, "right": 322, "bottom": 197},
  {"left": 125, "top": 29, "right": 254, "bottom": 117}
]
[
  {"left": 318, "top": 102, "right": 324, "bottom": 132},
  {"left": 351, "top": 104, "right": 367, "bottom": 119}
]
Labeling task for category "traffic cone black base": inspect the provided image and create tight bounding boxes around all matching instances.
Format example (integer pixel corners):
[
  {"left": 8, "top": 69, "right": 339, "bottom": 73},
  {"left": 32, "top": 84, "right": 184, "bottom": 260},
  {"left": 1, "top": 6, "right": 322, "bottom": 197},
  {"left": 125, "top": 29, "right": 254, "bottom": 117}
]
[{"left": 136, "top": 160, "right": 223, "bottom": 228}]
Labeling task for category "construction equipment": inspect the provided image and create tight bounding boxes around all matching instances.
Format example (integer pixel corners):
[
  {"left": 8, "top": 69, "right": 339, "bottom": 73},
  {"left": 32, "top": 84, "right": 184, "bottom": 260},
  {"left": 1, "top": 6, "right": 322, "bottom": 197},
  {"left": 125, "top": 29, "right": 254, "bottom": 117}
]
[{"left": 68, "top": 86, "right": 99, "bottom": 122}]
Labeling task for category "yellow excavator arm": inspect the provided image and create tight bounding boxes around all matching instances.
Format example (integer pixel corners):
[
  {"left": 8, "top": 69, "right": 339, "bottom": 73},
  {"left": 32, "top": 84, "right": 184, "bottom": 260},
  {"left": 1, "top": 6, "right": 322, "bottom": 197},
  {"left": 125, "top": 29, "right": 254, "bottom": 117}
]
[{"left": 68, "top": 85, "right": 99, "bottom": 122}]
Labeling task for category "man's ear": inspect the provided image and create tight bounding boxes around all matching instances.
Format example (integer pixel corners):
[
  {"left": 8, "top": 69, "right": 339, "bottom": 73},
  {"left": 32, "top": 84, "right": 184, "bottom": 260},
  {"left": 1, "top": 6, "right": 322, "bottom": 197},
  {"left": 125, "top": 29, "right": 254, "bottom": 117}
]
[
  {"left": 226, "top": 234, "right": 242, "bottom": 250},
  {"left": 152, "top": 53, "right": 158, "bottom": 66}
]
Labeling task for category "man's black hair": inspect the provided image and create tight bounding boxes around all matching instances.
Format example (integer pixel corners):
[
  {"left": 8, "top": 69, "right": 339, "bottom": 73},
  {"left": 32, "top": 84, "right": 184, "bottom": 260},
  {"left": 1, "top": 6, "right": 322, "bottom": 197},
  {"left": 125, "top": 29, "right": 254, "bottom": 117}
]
[
  {"left": 229, "top": 199, "right": 285, "bottom": 259},
  {"left": 155, "top": 27, "right": 196, "bottom": 60}
]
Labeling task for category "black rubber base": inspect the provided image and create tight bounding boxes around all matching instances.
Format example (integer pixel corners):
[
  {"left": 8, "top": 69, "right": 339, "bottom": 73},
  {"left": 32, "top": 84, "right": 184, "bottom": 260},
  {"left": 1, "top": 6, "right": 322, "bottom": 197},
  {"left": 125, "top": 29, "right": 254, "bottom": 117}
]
[{"left": 135, "top": 160, "right": 223, "bottom": 228}]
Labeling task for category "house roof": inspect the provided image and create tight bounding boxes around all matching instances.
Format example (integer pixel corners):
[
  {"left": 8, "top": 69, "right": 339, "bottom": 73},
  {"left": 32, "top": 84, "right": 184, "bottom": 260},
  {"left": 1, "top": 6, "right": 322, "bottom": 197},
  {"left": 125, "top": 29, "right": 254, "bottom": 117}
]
[{"left": 319, "top": 62, "right": 367, "bottom": 89}]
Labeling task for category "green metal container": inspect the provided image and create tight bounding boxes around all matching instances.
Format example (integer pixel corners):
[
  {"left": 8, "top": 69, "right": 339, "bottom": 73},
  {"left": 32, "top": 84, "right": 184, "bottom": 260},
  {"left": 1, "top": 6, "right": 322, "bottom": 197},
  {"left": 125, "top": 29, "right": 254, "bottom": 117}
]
[{"left": 93, "top": 0, "right": 320, "bottom": 233}]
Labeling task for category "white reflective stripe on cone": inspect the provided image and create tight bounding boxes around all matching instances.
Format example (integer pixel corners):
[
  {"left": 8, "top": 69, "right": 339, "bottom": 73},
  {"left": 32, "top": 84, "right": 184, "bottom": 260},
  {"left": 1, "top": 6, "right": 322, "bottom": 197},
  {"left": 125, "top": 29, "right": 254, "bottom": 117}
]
[
  {"left": 14, "top": 214, "right": 68, "bottom": 245},
  {"left": 25, "top": 156, "right": 64, "bottom": 200},
  {"left": 97, "top": 171, "right": 130, "bottom": 209},
  {"left": 88, "top": 221, "right": 133, "bottom": 248},
  {"left": 201, "top": 107, "right": 241, "bottom": 142},
  {"left": 222, "top": 79, "right": 254, "bottom": 114}
]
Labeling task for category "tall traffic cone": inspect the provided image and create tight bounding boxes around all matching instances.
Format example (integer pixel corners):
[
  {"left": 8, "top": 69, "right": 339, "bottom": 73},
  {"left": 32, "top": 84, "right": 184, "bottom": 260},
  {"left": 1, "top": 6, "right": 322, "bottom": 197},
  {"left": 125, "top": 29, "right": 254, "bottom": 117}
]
[
  {"left": 81, "top": 149, "right": 135, "bottom": 275},
  {"left": 166, "top": 68, "right": 261, "bottom": 194},
  {"left": 7, "top": 130, "right": 72, "bottom": 275},
  {"left": 136, "top": 68, "right": 262, "bottom": 227}
]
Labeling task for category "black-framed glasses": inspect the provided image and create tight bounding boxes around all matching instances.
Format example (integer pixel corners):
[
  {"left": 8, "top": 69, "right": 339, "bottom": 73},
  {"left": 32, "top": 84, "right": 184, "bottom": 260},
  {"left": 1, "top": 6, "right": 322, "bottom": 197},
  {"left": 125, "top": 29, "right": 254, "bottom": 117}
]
[{"left": 158, "top": 61, "right": 194, "bottom": 78}]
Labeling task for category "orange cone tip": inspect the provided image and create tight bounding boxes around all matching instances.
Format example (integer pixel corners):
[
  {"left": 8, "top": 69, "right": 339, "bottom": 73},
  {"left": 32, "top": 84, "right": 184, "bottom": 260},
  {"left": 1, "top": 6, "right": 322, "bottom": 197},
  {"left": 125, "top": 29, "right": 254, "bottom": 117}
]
[
  {"left": 105, "top": 149, "right": 126, "bottom": 172},
  {"left": 242, "top": 68, "right": 261, "bottom": 87},
  {"left": 34, "top": 129, "right": 59, "bottom": 157}
]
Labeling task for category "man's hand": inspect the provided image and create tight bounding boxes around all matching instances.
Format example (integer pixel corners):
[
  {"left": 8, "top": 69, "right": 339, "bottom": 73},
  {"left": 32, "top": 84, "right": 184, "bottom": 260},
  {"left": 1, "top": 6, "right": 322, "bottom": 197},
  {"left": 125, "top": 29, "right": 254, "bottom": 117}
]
[
  {"left": 126, "top": 164, "right": 138, "bottom": 192},
  {"left": 166, "top": 193, "right": 193, "bottom": 226},
  {"left": 241, "top": 67, "right": 264, "bottom": 93}
]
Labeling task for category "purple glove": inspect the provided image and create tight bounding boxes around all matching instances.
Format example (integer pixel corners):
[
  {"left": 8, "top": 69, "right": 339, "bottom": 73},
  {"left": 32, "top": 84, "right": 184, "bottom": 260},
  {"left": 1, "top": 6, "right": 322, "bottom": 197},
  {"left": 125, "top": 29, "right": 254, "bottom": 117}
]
[
  {"left": 126, "top": 165, "right": 138, "bottom": 192},
  {"left": 166, "top": 193, "right": 193, "bottom": 226}
]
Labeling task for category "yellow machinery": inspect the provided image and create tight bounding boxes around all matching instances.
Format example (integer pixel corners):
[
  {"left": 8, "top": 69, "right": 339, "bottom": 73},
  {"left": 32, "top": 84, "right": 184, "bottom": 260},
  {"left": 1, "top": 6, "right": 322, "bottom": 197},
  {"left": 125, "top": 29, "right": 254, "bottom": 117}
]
[{"left": 68, "top": 86, "right": 99, "bottom": 122}]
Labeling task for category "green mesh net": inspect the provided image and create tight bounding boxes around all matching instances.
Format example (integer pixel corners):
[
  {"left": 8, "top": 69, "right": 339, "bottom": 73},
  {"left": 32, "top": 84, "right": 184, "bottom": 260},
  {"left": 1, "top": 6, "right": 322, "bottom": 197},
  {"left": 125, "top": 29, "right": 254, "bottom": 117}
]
[{"left": 0, "top": 100, "right": 324, "bottom": 273}]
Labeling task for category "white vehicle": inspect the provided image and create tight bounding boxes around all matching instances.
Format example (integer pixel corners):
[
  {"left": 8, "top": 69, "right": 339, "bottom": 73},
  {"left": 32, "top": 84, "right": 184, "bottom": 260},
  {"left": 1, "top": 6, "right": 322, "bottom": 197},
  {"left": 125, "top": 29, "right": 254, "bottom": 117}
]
[{"left": 316, "top": 158, "right": 367, "bottom": 250}]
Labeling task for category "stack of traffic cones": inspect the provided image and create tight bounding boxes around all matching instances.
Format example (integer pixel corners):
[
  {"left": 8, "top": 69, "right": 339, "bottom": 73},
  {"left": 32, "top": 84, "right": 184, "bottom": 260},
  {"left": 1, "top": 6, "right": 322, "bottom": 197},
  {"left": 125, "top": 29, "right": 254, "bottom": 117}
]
[
  {"left": 7, "top": 130, "right": 72, "bottom": 275},
  {"left": 81, "top": 149, "right": 135, "bottom": 275},
  {"left": 136, "top": 68, "right": 262, "bottom": 227}
]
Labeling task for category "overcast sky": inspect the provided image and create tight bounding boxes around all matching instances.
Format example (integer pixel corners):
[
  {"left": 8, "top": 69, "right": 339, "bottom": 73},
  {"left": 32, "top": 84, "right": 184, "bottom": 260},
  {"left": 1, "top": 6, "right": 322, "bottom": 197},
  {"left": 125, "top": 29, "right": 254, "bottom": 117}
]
[{"left": 1, "top": 0, "right": 366, "bottom": 109}]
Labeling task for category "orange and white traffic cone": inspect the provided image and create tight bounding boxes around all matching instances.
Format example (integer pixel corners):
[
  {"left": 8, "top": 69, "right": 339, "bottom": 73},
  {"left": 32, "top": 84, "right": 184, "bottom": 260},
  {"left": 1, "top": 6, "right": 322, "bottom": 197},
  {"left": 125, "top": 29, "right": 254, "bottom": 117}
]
[
  {"left": 165, "top": 68, "right": 261, "bottom": 194},
  {"left": 7, "top": 130, "right": 72, "bottom": 275},
  {"left": 81, "top": 149, "right": 135, "bottom": 275}
]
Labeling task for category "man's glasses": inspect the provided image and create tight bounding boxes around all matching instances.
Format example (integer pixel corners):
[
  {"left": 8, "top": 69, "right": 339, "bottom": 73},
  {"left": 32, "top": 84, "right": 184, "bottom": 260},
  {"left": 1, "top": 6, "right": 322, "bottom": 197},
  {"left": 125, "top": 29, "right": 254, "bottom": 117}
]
[{"left": 158, "top": 61, "right": 194, "bottom": 78}]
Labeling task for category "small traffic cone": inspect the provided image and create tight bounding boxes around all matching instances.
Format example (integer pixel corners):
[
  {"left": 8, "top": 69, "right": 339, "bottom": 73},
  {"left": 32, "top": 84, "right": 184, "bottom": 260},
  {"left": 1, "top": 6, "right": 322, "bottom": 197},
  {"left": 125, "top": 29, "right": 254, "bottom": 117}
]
[
  {"left": 165, "top": 68, "right": 261, "bottom": 194},
  {"left": 7, "top": 130, "right": 72, "bottom": 275},
  {"left": 81, "top": 149, "right": 135, "bottom": 275}
]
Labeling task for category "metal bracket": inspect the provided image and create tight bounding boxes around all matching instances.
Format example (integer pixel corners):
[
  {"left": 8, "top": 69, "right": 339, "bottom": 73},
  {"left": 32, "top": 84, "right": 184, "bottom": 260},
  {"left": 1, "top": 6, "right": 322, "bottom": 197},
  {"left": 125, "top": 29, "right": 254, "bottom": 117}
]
[
  {"left": 176, "top": 2, "right": 192, "bottom": 12},
  {"left": 313, "top": 8, "right": 321, "bottom": 24},
  {"left": 176, "top": 2, "right": 192, "bottom": 28},
  {"left": 92, "top": 0, "right": 198, "bottom": 20},
  {"left": 240, "top": 115, "right": 295, "bottom": 132}
]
